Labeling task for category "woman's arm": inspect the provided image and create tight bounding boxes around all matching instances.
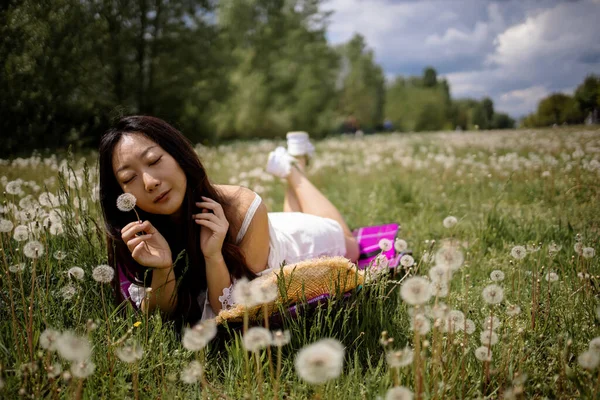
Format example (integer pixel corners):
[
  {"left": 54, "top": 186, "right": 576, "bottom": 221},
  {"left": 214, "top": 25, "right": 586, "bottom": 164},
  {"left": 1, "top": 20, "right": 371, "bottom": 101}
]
[
  {"left": 205, "top": 254, "right": 232, "bottom": 314},
  {"left": 141, "top": 267, "right": 177, "bottom": 314}
]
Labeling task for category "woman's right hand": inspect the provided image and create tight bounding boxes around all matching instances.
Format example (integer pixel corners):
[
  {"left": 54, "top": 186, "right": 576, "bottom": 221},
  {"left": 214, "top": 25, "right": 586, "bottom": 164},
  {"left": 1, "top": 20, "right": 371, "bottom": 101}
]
[{"left": 121, "top": 220, "right": 172, "bottom": 269}]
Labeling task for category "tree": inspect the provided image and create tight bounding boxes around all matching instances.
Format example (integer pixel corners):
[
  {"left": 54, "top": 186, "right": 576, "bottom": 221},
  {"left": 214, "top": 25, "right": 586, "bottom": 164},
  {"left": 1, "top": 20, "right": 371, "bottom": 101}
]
[
  {"left": 472, "top": 103, "right": 489, "bottom": 129},
  {"left": 482, "top": 97, "right": 494, "bottom": 123},
  {"left": 423, "top": 67, "right": 437, "bottom": 87},
  {"left": 491, "top": 113, "right": 515, "bottom": 129},
  {"left": 537, "top": 93, "right": 582, "bottom": 126},
  {"left": 574, "top": 74, "right": 600, "bottom": 118}
]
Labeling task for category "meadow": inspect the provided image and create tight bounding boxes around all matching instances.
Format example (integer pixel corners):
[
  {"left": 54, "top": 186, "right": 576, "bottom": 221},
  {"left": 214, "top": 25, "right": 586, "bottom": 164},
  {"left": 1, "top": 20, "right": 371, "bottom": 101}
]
[{"left": 0, "top": 127, "right": 599, "bottom": 399}]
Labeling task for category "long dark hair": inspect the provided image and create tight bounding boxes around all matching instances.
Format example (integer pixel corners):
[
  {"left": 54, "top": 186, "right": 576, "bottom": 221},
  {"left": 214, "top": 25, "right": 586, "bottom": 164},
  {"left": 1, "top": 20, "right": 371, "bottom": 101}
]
[{"left": 99, "top": 115, "right": 256, "bottom": 325}]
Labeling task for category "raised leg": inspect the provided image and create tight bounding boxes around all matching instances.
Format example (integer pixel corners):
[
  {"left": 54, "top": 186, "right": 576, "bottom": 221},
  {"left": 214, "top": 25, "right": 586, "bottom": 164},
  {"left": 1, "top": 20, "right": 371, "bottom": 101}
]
[{"left": 285, "top": 159, "right": 360, "bottom": 262}]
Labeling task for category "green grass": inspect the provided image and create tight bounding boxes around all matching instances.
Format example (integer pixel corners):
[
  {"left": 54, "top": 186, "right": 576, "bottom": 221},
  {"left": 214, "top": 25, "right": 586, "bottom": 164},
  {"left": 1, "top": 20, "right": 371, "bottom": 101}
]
[{"left": 0, "top": 127, "right": 599, "bottom": 399}]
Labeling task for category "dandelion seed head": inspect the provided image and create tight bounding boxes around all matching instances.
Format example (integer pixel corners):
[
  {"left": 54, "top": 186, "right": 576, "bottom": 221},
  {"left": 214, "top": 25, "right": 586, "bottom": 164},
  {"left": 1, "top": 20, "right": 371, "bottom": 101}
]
[
  {"left": 271, "top": 330, "right": 291, "bottom": 347},
  {"left": 510, "top": 246, "right": 527, "bottom": 260},
  {"left": 429, "top": 281, "right": 449, "bottom": 298},
  {"left": 482, "top": 284, "right": 504, "bottom": 304},
  {"left": 6, "top": 180, "right": 22, "bottom": 195},
  {"left": 410, "top": 314, "right": 431, "bottom": 335},
  {"left": 483, "top": 316, "right": 502, "bottom": 331},
  {"left": 116, "top": 193, "right": 137, "bottom": 212},
  {"left": 55, "top": 331, "right": 91, "bottom": 362},
  {"left": 70, "top": 360, "right": 96, "bottom": 379},
  {"left": 47, "top": 362, "right": 62, "bottom": 379},
  {"left": 0, "top": 218, "right": 13, "bottom": 233},
  {"left": 480, "top": 330, "right": 499, "bottom": 346},
  {"left": 400, "top": 277, "right": 432, "bottom": 305},
  {"left": 182, "top": 319, "right": 217, "bottom": 352},
  {"left": 434, "top": 246, "right": 464, "bottom": 271},
  {"left": 394, "top": 238, "right": 408, "bottom": 253},
  {"left": 548, "top": 242, "right": 562, "bottom": 256},
  {"left": 9, "top": 263, "right": 26, "bottom": 273},
  {"left": 574, "top": 242, "right": 583, "bottom": 255},
  {"left": 490, "top": 270, "right": 505, "bottom": 282},
  {"left": 582, "top": 247, "right": 595, "bottom": 259},
  {"left": 464, "top": 319, "right": 476, "bottom": 334},
  {"left": 400, "top": 254, "right": 415, "bottom": 268},
  {"left": 545, "top": 272, "right": 559, "bottom": 282},
  {"left": 232, "top": 277, "right": 260, "bottom": 307},
  {"left": 506, "top": 304, "right": 521, "bottom": 317},
  {"left": 294, "top": 338, "right": 344, "bottom": 385},
  {"left": 257, "top": 283, "right": 279, "bottom": 305},
  {"left": 243, "top": 327, "right": 272, "bottom": 353},
  {"left": 474, "top": 346, "right": 492, "bottom": 362},
  {"left": 92, "top": 264, "right": 114, "bottom": 283},
  {"left": 385, "top": 386, "right": 414, "bottom": 400},
  {"left": 60, "top": 285, "right": 77, "bottom": 300},
  {"left": 578, "top": 350, "right": 600, "bottom": 370},
  {"left": 115, "top": 343, "right": 144, "bottom": 363},
  {"left": 13, "top": 225, "right": 29, "bottom": 242},
  {"left": 443, "top": 216, "right": 458, "bottom": 229},
  {"left": 53, "top": 250, "right": 67, "bottom": 261},
  {"left": 429, "top": 264, "right": 451, "bottom": 283},
  {"left": 379, "top": 238, "right": 393, "bottom": 252},
  {"left": 40, "top": 328, "right": 61, "bottom": 351},
  {"left": 23, "top": 240, "right": 44, "bottom": 259},
  {"left": 385, "top": 347, "right": 413, "bottom": 368},
  {"left": 180, "top": 360, "right": 203, "bottom": 384},
  {"left": 67, "top": 267, "right": 85, "bottom": 281},
  {"left": 449, "top": 310, "right": 465, "bottom": 328}
]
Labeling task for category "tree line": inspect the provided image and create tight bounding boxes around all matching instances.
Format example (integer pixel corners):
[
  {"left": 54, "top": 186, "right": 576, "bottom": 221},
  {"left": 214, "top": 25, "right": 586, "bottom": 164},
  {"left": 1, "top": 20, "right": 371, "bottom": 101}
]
[
  {"left": 522, "top": 75, "right": 600, "bottom": 128},
  {"left": 0, "top": 0, "right": 514, "bottom": 157}
]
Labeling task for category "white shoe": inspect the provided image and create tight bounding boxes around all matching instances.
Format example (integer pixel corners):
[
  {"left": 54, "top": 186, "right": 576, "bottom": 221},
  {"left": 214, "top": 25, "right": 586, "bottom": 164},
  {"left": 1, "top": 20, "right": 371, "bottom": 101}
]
[
  {"left": 266, "top": 147, "right": 296, "bottom": 178},
  {"left": 286, "top": 131, "right": 315, "bottom": 159}
]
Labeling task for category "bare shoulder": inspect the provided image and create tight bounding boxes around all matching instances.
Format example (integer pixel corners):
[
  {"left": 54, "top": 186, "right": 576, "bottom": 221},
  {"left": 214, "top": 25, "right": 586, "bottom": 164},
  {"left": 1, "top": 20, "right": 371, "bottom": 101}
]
[{"left": 214, "top": 184, "right": 257, "bottom": 210}]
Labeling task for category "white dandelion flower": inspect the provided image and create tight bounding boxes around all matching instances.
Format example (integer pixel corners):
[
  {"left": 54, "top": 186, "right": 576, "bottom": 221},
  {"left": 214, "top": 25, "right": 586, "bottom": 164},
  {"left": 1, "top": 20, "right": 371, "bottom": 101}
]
[
  {"left": 394, "top": 238, "right": 408, "bottom": 253},
  {"left": 271, "top": 330, "right": 291, "bottom": 347},
  {"left": 429, "top": 281, "right": 449, "bottom": 298},
  {"left": 490, "top": 270, "right": 505, "bottom": 282},
  {"left": 9, "top": 263, "right": 26, "bottom": 273},
  {"left": 545, "top": 272, "right": 559, "bottom": 282},
  {"left": 582, "top": 247, "right": 595, "bottom": 259},
  {"left": 0, "top": 218, "right": 13, "bottom": 233},
  {"left": 589, "top": 337, "right": 600, "bottom": 353},
  {"left": 116, "top": 193, "right": 137, "bottom": 212},
  {"left": 548, "top": 242, "right": 562, "bottom": 256},
  {"left": 39, "top": 192, "right": 58, "bottom": 208},
  {"left": 400, "top": 277, "right": 432, "bottom": 305},
  {"left": 294, "top": 338, "right": 345, "bottom": 385},
  {"left": 431, "top": 302, "right": 450, "bottom": 320},
  {"left": 482, "top": 284, "right": 504, "bottom": 305},
  {"left": 70, "top": 360, "right": 95, "bottom": 379},
  {"left": 483, "top": 316, "right": 502, "bottom": 331},
  {"left": 47, "top": 362, "right": 62, "bottom": 379},
  {"left": 385, "top": 346, "right": 414, "bottom": 368},
  {"left": 434, "top": 246, "right": 464, "bottom": 271},
  {"left": 410, "top": 314, "right": 431, "bottom": 335},
  {"left": 448, "top": 310, "right": 465, "bottom": 329},
  {"left": 578, "top": 350, "right": 600, "bottom": 370},
  {"left": 464, "top": 319, "right": 476, "bottom": 335},
  {"left": 180, "top": 360, "right": 203, "bottom": 384},
  {"left": 510, "top": 246, "right": 526, "bottom": 260},
  {"left": 379, "top": 238, "right": 393, "bottom": 252},
  {"left": 49, "top": 223, "right": 64, "bottom": 236},
  {"left": 443, "top": 216, "right": 458, "bottom": 229},
  {"left": 53, "top": 250, "right": 67, "bottom": 261},
  {"left": 385, "top": 386, "right": 414, "bottom": 400},
  {"left": 13, "top": 225, "right": 29, "bottom": 241},
  {"left": 506, "top": 304, "right": 521, "bottom": 317},
  {"left": 243, "top": 327, "right": 272, "bottom": 353},
  {"left": 182, "top": 319, "right": 217, "bottom": 352},
  {"left": 232, "top": 277, "right": 260, "bottom": 307},
  {"left": 480, "top": 330, "right": 499, "bottom": 346},
  {"left": 256, "top": 283, "right": 279, "bottom": 305},
  {"left": 5, "top": 180, "right": 22, "bottom": 195},
  {"left": 39, "top": 328, "right": 61, "bottom": 351},
  {"left": 474, "top": 346, "right": 492, "bottom": 362},
  {"left": 574, "top": 242, "right": 583, "bottom": 255},
  {"left": 400, "top": 254, "right": 415, "bottom": 268},
  {"left": 429, "top": 265, "right": 451, "bottom": 283},
  {"left": 92, "top": 264, "right": 114, "bottom": 283},
  {"left": 67, "top": 267, "right": 85, "bottom": 281},
  {"left": 55, "top": 331, "right": 92, "bottom": 362},
  {"left": 526, "top": 243, "right": 541, "bottom": 253},
  {"left": 23, "top": 240, "right": 44, "bottom": 259},
  {"left": 60, "top": 285, "right": 77, "bottom": 300},
  {"left": 115, "top": 343, "right": 144, "bottom": 363}
]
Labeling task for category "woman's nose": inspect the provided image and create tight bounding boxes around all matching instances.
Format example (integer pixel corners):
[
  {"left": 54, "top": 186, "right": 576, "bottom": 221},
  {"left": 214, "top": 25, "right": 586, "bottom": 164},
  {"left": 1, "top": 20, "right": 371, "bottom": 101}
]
[{"left": 142, "top": 172, "right": 160, "bottom": 191}]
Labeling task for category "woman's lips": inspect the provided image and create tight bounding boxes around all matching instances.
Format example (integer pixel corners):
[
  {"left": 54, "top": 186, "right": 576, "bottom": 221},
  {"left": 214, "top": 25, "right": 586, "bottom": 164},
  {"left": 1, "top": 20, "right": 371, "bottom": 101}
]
[{"left": 154, "top": 189, "right": 171, "bottom": 203}]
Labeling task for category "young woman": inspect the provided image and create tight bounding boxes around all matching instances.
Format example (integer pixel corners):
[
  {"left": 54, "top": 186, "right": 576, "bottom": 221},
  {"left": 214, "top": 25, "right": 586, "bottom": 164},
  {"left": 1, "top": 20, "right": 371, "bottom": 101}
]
[{"left": 99, "top": 116, "right": 359, "bottom": 324}]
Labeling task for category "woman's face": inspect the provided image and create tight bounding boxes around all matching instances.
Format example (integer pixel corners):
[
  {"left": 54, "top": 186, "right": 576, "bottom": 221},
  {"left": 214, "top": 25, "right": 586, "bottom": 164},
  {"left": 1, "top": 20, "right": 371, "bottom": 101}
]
[{"left": 112, "top": 133, "right": 187, "bottom": 216}]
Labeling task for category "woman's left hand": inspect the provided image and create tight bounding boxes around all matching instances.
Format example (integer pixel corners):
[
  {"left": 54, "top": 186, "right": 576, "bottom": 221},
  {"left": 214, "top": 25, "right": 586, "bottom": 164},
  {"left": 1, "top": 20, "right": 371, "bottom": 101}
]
[{"left": 193, "top": 196, "right": 229, "bottom": 260}]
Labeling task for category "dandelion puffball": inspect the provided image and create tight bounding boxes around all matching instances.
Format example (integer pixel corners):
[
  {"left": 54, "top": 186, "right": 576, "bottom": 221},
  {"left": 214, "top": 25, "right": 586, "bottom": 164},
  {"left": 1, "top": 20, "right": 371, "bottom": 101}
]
[
  {"left": 490, "top": 270, "right": 505, "bottom": 282},
  {"left": 434, "top": 246, "right": 464, "bottom": 271},
  {"left": 510, "top": 245, "right": 527, "bottom": 260},
  {"left": 271, "top": 330, "right": 291, "bottom": 347},
  {"left": 242, "top": 327, "right": 272, "bottom": 353},
  {"left": 474, "top": 346, "right": 492, "bottom": 362},
  {"left": 443, "top": 216, "right": 458, "bottom": 229},
  {"left": 92, "top": 264, "right": 114, "bottom": 283},
  {"left": 400, "top": 277, "right": 432, "bottom": 305},
  {"left": 70, "top": 360, "right": 96, "bottom": 379},
  {"left": 180, "top": 360, "right": 204, "bottom": 384},
  {"left": 578, "top": 350, "right": 600, "bottom": 370},
  {"left": 55, "top": 331, "right": 92, "bottom": 362},
  {"left": 385, "top": 347, "right": 413, "bottom": 368},
  {"left": 582, "top": 247, "right": 595, "bottom": 259},
  {"left": 115, "top": 344, "right": 144, "bottom": 363},
  {"left": 295, "top": 338, "right": 345, "bottom": 385},
  {"left": 67, "top": 267, "right": 85, "bottom": 281},
  {"left": 385, "top": 386, "right": 414, "bottom": 400},
  {"left": 116, "top": 193, "right": 137, "bottom": 212},
  {"left": 23, "top": 240, "right": 44, "bottom": 259},
  {"left": 182, "top": 319, "right": 217, "bottom": 351},
  {"left": 394, "top": 239, "right": 408, "bottom": 252},
  {"left": 482, "top": 284, "right": 504, "bottom": 305},
  {"left": 379, "top": 238, "right": 393, "bottom": 252}
]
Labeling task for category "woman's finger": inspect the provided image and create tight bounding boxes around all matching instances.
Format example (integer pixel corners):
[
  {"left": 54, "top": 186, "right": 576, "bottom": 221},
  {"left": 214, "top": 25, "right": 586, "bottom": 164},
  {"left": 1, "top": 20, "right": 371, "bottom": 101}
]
[
  {"left": 121, "top": 220, "right": 142, "bottom": 235},
  {"left": 126, "top": 234, "right": 152, "bottom": 251},
  {"left": 196, "top": 199, "right": 226, "bottom": 219},
  {"left": 121, "top": 221, "right": 147, "bottom": 241},
  {"left": 131, "top": 240, "right": 150, "bottom": 260},
  {"left": 192, "top": 212, "right": 221, "bottom": 224},
  {"left": 194, "top": 219, "right": 220, "bottom": 232}
]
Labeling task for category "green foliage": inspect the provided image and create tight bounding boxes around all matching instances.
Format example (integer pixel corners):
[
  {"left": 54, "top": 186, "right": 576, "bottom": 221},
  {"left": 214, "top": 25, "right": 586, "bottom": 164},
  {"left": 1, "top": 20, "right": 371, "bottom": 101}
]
[{"left": 422, "top": 66, "right": 438, "bottom": 88}]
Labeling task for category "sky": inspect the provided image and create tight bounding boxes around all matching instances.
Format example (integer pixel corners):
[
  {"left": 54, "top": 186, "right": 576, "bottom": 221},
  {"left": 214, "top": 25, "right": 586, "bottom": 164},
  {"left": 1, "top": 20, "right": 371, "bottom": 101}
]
[{"left": 324, "top": 0, "right": 600, "bottom": 117}]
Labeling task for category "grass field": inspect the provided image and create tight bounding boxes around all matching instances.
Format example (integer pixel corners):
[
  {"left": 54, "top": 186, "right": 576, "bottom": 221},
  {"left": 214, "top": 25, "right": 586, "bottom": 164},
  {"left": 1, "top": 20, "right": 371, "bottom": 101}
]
[{"left": 0, "top": 127, "right": 599, "bottom": 399}]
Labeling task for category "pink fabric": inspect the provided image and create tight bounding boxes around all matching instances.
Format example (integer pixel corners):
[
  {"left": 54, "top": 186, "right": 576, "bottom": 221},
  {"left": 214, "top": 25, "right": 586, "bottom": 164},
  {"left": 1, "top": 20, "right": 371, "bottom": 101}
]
[{"left": 352, "top": 223, "right": 400, "bottom": 269}]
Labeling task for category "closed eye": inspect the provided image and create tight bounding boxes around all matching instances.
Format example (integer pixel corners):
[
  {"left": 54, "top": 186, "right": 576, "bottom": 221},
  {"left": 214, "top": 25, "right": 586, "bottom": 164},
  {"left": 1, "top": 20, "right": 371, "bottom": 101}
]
[
  {"left": 123, "top": 176, "right": 135, "bottom": 184},
  {"left": 150, "top": 156, "right": 162, "bottom": 166}
]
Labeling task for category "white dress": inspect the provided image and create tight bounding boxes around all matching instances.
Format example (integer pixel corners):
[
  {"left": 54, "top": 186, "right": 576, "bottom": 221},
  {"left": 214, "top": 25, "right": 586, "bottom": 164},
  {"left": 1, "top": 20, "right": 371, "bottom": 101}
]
[{"left": 128, "top": 192, "right": 347, "bottom": 320}]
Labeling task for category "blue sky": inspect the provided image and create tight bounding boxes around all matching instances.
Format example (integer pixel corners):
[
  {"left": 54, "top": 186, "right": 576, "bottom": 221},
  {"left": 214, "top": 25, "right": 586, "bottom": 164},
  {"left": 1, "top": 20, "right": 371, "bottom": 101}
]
[{"left": 324, "top": 0, "right": 600, "bottom": 117}]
